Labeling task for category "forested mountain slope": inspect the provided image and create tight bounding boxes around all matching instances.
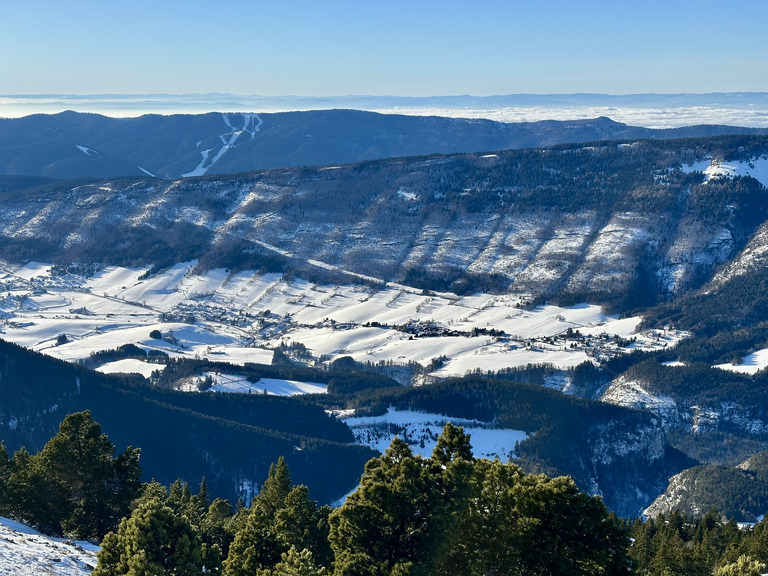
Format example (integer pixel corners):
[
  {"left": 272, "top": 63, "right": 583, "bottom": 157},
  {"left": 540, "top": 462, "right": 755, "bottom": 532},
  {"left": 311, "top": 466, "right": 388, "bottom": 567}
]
[
  {"left": 2, "top": 135, "right": 768, "bottom": 309},
  {"left": 0, "top": 338, "right": 374, "bottom": 504},
  {"left": 1, "top": 109, "right": 766, "bottom": 179}
]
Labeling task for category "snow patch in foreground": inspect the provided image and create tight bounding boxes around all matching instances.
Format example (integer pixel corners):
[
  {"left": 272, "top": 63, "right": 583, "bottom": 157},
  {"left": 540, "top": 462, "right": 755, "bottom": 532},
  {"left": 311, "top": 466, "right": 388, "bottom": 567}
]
[
  {"left": 343, "top": 408, "right": 528, "bottom": 461},
  {"left": 0, "top": 516, "right": 99, "bottom": 576}
]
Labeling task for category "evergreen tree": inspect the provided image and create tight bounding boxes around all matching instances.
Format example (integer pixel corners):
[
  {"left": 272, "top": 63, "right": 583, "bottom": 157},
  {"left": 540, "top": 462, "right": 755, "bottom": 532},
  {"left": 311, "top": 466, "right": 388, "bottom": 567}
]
[
  {"left": 34, "top": 410, "right": 142, "bottom": 539},
  {"left": 224, "top": 457, "right": 294, "bottom": 576},
  {"left": 274, "top": 485, "right": 332, "bottom": 568},
  {"left": 1, "top": 411, "right": 140, "bottom": 538},
  {"left": 137, "top": 480, "right": 170, "bottom": 504},
  {"left": 716, "top": 555, "right": 767, "bottom": 576},
  {"left": 4, "top": 447, "right": 35, "bottom": 524},
  {"left": 329, "top": 430, "right": 473, "bottom": 576},
  {"left": 449, "top": 458, "right": 523, "bottom": 575},
  {"left": 427, "top": 423, "right": 475, "bottom": 575},
  {"left": 181, "top": 481, "right": 193, "bottom": 506},
  {"left": 263, "top": 545, "right": 326, "bottom": 576},
  {"left": 195, "top": 477, "right": 211, "bottom": 511},
  {"left": 94, "top": 497, "right": 203, "bottom": 576},
  {"left": 224, "top": 507, "right": 285, "bottom": 576},
  {"left": 449, "top": 459, "right": 631, "bottom": 576},
  {"left": 254, "top": 457, "right": 293, "bottom": 519},
  {"left": 199, "top": 497, "right": 236, "bottom": 557},
  {"left": 168, "top": 478, "right": 185, "bottom": 508}
]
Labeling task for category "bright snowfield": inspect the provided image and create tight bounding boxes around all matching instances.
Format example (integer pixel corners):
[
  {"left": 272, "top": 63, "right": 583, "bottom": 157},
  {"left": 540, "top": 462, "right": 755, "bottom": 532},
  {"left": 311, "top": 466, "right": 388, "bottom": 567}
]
[
  {"left": 715, "top": 348, "right": 768, "bottom": 375},
  {"left": 0, "top": 516, "right": 98, "bottom": 576},
  {"left": 177, "top": 373, "right": 327, "bottom": 395},
  {"left": 0, "top": 261, "right": 686, "bottom": 389},
  {"left": 681, "top": 156, "right": 768, "bottom": 188},
  {"left": 343, "top": 408, "right": 527, "bottom": 461}
]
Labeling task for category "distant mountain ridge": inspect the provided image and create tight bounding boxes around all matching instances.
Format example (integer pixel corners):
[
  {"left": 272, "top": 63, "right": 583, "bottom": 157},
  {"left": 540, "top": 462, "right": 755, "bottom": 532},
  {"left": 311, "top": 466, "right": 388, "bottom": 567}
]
[{"left": 1, "top": 109, "right": 767, "bottom": 180}]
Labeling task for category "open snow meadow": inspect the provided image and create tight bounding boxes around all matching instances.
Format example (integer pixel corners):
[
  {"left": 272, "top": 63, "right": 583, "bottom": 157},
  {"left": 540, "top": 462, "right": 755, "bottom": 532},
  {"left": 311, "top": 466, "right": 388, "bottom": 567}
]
[
  {"left": 0, "top": 261, "right": 686, "bottom": 389},
  {"left": 0, "top": 261, "right": 687, "bottom": 393},
  {"left": 343, "top": 408, "right": 528, "bottom": 461}
]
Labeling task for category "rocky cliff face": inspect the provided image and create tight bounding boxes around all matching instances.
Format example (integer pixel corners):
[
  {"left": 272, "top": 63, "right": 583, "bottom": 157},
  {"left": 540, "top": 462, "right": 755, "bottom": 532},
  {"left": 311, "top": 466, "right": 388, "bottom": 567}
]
[
  {"left": 644, "top": 453, "right": 768, "bottom": 522},
  {"left": 584, "top": 416, "right": 676, "bottom": 517}
]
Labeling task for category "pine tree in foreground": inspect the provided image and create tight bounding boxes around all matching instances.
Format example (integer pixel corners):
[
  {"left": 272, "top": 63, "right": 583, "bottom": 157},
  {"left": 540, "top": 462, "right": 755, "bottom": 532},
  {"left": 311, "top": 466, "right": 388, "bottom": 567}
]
[{"left": 94, "top": 497, "right": 203, "bottom": 576}]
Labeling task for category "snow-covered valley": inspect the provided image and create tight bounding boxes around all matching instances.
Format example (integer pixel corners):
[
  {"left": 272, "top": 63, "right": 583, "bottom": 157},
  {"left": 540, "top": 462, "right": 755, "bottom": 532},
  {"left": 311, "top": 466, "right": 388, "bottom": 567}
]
[{"left": 0, "top": 261, "right": 685, "bottom": 390}]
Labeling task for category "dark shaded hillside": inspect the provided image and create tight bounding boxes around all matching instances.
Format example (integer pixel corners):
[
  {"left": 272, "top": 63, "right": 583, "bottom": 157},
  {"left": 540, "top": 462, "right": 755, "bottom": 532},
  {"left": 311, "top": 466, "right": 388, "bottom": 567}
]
[
  {"left": 1, "top": 109, "right": 767, "bottom": 180},
  {"left": 0, "top": 338, "right": 374, "bottom": 504}
]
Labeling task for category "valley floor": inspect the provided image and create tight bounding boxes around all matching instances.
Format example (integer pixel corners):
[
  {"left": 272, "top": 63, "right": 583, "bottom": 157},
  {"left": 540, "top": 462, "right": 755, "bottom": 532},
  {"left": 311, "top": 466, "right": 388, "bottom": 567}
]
[{"left": 0, "top": 261, "right": 686, "bottom": 393}]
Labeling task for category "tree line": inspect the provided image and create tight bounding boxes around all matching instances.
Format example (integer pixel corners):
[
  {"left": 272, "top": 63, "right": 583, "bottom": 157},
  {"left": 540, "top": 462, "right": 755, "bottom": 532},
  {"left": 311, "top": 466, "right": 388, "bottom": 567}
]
[
  {"left": 5, "top": 410, "right": 768, "bottom": 575},
  {"left": 91, "top": 418, "right": 632, "bottom": 575}
]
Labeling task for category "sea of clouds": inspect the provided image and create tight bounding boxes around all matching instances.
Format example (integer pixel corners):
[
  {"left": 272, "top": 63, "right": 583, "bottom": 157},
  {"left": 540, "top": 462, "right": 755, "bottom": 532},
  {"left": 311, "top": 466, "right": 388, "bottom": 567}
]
[{"left": 2, "top": 93, "right": 768, "bottom": 129}]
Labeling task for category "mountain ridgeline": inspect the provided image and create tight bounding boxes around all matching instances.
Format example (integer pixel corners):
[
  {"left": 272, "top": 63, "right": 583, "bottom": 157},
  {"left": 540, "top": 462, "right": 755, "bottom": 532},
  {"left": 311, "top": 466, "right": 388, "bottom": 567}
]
[
  {"left": 2, "top": 134, "right": 768, "bottom": 311},
  {"left": 1, "top": 109, "right": 767, "bottom": 180}
]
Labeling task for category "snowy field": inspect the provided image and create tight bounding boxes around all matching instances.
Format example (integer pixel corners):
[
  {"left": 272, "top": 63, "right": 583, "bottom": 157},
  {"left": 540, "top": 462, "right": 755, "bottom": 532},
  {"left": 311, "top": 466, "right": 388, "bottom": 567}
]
[
  {"left": 0, "top": 262, "right": 686, "bottom": 389},
  {"left": 0, "top": 516, "right": 98, "bottom": 576},
  {"left": 715, "top": 348, "right": 768, "bottom": 375},
  {"left": 343, "top": 408, "right": 528, "bottom": 461},
  {"left": 682, "top": 156, "right": 768, "bottom": 188},
  {"left": 176, "top": 373, "right": 327, "bottom": 395}
]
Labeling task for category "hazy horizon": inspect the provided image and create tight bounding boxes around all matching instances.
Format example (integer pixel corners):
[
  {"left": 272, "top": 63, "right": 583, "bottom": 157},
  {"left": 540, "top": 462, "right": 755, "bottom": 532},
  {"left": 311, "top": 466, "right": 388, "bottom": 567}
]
[{"left": 2, "top": 92, "right": 768, "bottom": 129}]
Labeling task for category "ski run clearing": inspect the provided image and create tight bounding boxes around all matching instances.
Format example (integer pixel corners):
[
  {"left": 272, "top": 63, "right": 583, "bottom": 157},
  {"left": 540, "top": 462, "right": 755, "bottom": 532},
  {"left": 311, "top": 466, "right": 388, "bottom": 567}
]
[{"left": 0, "top": 261, "right": 687, "bottom": 391}]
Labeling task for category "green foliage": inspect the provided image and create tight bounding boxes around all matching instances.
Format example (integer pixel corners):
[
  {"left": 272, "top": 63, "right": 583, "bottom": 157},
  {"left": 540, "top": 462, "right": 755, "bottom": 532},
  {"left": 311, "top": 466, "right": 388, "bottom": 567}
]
[
  {"left": 448, "top": 459, "right": 631, "bottom": 576},
  {"left": 328, "top": 424, "right": 627, "bottom": 576},
  {"left": 274, "top": 486, "right": 332, "bottom": 568},
  {"left": 94, "top": 497, "right": 203, "bottom": 576},
  {"left": 0, "top": 411, "right": 141, "bottom": 539},
  {"left": 716, "top": 556, "right": 767, "bottom": 576},
  {"left": 329, "top": 437, "right": 442, "bottom": 576},
  {"left": 225, "top": 457, "right": 299, "bottom": 575},
  {"left": 625, "top": 512, "right": 768, "bottom": 576},
  {"left": 261, "top": 546, "right": 326, "bottom": 576},
  {"left": 224, "top": 509, "right": 285, "bottom": 576}
]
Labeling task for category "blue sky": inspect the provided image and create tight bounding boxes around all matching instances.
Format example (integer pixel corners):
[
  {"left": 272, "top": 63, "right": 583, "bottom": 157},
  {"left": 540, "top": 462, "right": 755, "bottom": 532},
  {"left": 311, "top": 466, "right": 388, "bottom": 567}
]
[{"left": 2, "top": 0, "right": 767, "bottom": 96}]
